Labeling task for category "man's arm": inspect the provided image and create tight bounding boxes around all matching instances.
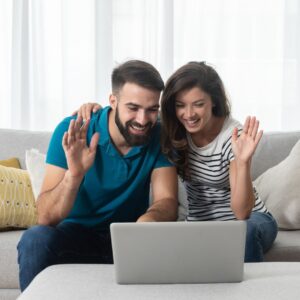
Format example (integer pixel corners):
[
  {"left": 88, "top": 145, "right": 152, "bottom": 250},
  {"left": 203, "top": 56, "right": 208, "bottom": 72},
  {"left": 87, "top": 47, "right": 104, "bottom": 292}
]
[
  {"left": 37, "top": 117, "right": 99, "bottom": 226},
  {"left": 36, "top": 165, "right": 84, "bottom": 226},
  {"left": 137, "top": 166, "right": 178, "bottom": 222}
]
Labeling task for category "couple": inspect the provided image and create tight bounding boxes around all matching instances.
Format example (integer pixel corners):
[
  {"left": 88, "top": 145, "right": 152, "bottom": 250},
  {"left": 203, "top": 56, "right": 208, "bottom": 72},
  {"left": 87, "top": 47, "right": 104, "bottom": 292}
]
[{"left": 18, "top": 60, "right": 278, "bottom": 291}]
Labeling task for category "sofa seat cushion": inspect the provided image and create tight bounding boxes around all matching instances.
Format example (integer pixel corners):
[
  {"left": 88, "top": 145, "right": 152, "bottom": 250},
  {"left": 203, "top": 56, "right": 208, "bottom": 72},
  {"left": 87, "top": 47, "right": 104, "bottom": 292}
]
[
  {"left": 0, "top": 289, "right": 21, "bottom": 300},
  {"left": 0, "top": 230, "right": 24, "bottom": 288},
  {"left": 18, "top": 263, "right": 300, "bottom": 300},
  {"left": 264, "top": 230, "right": 300, "bottom": 261}
]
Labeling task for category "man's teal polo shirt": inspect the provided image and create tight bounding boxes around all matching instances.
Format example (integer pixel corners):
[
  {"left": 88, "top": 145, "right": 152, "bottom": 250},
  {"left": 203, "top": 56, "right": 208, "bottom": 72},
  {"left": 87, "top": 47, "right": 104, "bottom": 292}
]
[{"left": 46, "top": 106, "right": 172, "bottom": 230}]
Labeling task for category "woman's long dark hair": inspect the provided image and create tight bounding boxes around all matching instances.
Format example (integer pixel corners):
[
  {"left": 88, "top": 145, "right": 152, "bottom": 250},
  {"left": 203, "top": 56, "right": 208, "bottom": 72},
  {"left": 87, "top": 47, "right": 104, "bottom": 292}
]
[{"left": 161, "top": 61, "right": 231, "bottom": 180}]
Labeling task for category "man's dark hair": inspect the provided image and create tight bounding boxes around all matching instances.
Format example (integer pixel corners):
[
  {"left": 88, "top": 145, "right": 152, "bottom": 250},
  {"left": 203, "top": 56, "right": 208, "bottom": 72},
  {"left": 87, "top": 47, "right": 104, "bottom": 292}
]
[{"left": 111, "top": 60, "right": 164, "bottom": 94}]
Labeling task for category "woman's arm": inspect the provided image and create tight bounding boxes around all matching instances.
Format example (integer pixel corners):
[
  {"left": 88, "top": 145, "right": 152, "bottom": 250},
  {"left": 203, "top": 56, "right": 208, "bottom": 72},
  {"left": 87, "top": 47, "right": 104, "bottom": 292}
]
[
  {"left": 72, "top": 102, "right": 102, "bottom": 120},
  {"left": 229, "top": 116, "right": 263, "bottom": 219}
]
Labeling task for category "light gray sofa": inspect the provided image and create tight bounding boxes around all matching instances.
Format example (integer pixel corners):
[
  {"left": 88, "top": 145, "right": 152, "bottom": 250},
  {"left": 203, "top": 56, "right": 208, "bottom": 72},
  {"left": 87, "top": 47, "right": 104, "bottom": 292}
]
[{"left": 0, "top": 128, "right": 300, "bottom": 300}]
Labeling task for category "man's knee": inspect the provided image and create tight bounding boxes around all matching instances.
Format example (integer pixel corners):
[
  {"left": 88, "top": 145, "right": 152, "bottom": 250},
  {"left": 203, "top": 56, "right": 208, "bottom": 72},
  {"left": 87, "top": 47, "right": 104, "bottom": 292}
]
[
  {"left": 17, "top": 225, "right": 60, "bottom": 291},
  {"left": 17, "top": 225, "right": 58, "bottom": 258}
]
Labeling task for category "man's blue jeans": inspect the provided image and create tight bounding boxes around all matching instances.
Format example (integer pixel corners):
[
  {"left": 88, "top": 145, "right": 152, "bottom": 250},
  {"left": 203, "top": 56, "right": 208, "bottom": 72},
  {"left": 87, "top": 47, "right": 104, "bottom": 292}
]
[
  {"left": 245, "top": 211, "right": 278, "bottom": 262},
  {"left": 17, "top": 222, "right": 113, "bottom": 292}
]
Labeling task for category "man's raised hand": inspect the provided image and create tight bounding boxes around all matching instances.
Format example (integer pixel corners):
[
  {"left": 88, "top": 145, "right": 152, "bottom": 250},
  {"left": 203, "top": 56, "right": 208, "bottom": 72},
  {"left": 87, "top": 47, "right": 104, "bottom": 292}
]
[{"left": 62, "top": 116, "right": 99, "bottom": 179}]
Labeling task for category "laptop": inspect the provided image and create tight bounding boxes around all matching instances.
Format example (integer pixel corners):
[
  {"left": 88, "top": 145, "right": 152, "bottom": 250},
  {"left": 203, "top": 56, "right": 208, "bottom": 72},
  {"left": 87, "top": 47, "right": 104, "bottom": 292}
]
[{"left": 110, "top": 220, "right": 246, "bottom": 284}]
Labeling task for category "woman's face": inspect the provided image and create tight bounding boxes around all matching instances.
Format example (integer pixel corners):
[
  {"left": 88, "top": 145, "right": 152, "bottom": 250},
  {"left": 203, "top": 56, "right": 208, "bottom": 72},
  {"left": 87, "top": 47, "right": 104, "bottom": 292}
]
[{"left": 175, "top": 86, "right": 215, "bottom": 135}]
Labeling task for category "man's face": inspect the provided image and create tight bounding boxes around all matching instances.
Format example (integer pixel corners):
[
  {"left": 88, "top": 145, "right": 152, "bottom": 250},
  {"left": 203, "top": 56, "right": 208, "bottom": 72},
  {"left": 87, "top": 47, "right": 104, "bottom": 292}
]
[{"left": 111, "top": 82, "right": 160, "bottom": 146}]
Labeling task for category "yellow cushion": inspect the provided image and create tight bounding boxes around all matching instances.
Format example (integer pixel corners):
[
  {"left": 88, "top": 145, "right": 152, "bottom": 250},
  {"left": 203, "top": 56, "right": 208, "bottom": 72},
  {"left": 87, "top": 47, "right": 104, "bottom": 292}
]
[
  {"left": 0, "top": 157, "right": 21, "bottom": 169},
  {"left": 0, "top": 165, "right": 37, "bottom": 229}
]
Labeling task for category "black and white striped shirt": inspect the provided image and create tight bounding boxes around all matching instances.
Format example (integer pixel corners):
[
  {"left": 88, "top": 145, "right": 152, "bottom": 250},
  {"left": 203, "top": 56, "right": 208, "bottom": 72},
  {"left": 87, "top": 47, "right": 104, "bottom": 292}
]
[{"left": 186, "top": 116, "right": 267, "bottom": 221}]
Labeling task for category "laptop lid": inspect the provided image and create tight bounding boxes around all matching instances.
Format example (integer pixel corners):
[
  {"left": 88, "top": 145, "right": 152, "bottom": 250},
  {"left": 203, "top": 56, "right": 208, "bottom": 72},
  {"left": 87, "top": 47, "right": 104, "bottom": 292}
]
[{"left": 110, "top": 221, "right": 246, "bottom": 284}]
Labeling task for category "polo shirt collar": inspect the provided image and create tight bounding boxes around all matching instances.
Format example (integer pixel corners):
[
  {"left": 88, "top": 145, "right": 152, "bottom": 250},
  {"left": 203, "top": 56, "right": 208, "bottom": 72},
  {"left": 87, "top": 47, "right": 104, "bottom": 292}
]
[{"left": 97, "top": 106, "right": 110, "bottom": 146}]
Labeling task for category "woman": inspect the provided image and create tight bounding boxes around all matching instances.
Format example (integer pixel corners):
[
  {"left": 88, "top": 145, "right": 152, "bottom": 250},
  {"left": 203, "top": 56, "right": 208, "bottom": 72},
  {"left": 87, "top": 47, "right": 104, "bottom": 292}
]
[
  {"left": 160, "top": 61, "right": 277, "bottom": 262},
  {"left": 74, "top": 61, "right": 278, "bottom": 262}
]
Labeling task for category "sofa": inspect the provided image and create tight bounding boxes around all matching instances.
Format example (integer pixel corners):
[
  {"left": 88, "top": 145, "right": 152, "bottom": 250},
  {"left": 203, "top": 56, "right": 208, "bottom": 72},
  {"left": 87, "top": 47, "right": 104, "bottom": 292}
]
[{"left": 0, "top": 128, "right": 300, "bottom": 300}]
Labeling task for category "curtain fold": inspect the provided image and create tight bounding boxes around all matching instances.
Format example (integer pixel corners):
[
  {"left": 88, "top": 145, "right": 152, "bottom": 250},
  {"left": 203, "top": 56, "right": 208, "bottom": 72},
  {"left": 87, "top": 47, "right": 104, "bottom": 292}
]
[
  {"left": 0, "top": 0, "right": 299, "bottom": 131},
  {"left": 11, "top": 0, "right": 30, "bottom": 128},
  {"left": 95, "top": 0, "right": 113, "bottom": 102}
]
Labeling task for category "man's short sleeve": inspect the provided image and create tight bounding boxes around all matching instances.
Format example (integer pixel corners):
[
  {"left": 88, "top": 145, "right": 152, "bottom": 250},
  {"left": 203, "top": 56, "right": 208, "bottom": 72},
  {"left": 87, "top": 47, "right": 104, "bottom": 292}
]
[
  {"left": 46, "top": 117, "right": 74, "bottom": 169},
  {"left": 153, "top": 151, "right": 173, "bottom": 169}
]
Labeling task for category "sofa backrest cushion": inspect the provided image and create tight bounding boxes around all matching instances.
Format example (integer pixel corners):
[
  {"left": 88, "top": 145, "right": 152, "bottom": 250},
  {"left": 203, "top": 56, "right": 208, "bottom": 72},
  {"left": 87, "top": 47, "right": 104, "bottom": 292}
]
[
  {"left": 251, "top": 131, "right": 300, "bottom": 180},
  {"left": 0, "top": 129, "right": 51, "bottom": 169},
  {"left": 0, "top": 128, "right": 299, "bottom": 178}
]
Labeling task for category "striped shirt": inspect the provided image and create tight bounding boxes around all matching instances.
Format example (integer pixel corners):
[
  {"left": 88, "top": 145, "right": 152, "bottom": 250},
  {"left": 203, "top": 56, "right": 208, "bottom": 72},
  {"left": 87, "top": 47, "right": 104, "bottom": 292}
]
[{"left": 185, "top": 116, "right": 267, "bottom": 221}]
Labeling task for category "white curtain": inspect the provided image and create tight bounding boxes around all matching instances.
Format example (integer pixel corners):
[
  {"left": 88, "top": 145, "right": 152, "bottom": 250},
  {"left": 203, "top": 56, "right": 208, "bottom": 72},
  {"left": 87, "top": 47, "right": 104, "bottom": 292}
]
[{"left": 0, "top": 0, "right": 299, "bottom": 131}]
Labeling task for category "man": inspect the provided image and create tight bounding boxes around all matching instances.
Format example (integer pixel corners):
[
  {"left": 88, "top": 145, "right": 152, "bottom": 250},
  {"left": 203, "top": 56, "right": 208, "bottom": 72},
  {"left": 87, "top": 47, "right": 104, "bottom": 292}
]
[{"left": 17, "top": 60, "right": 178, "bottom": 291}]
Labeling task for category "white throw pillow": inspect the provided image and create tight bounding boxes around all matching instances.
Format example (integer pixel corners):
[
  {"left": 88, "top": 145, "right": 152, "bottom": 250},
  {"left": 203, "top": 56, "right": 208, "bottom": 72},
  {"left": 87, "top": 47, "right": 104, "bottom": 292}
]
[
  {"left": 254, "top": 139, "right": 300, "bottom": 229},
  {"left": 25, "top": 149, "right": 46, "bottom": 200}
]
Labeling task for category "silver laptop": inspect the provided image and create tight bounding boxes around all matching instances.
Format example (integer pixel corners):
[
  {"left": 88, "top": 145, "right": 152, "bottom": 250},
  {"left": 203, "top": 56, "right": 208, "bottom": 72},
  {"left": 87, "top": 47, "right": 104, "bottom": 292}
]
[{"left": 110, "top": 221, "right": 246, "bottom": 284}]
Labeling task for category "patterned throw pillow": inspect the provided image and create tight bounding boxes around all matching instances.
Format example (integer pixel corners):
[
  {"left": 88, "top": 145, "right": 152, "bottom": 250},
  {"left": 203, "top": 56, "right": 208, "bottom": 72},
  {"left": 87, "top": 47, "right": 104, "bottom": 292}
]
[
  {"left": 0, "top": 165, "right": 37, "bottom": 229},
  {"left": 0, "top": 157, "right": 21, "bottom": 169}
]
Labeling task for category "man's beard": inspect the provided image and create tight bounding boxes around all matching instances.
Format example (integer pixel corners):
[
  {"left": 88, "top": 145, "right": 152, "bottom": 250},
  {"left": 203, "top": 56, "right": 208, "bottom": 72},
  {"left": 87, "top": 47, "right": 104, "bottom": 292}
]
[{"left": 115, "top": 106, "right": 154, "bottom": 146}]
